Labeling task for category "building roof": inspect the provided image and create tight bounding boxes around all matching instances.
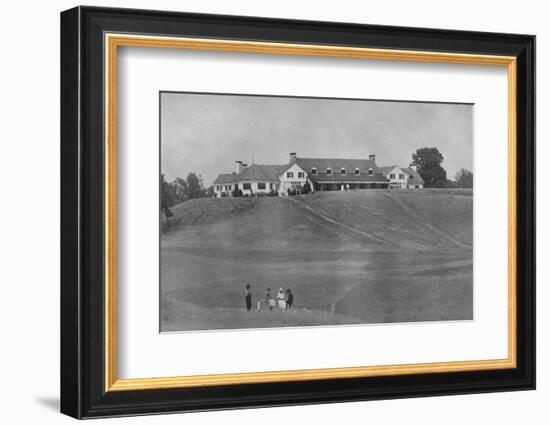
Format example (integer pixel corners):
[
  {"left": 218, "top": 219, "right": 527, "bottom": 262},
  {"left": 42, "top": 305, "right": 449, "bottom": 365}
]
[
  {"left": 295, "top": 157, "right": 378, "bottom": 174},
  {"left": 378, "top": 165, "right": 425, "bottom": 184},
  {"left": 404, "top": 167, "right": 424, "bottom": 183},
  {"left": 377, "top": 165, "right": 399, "bottom": 175},
  {"left": 213, "top": 164, "right": 288, "bottom": 185},
  {"left": 213, "top": 173, "right": 237, "bottom": 185},
  {"left": 308, "top": 173, "right": 389, "bottom": 183},
  {"left": 213, "top": 157, "right": 416, "bottom": 186},
  {"left": 239, "top": 164, "right": 288, "bottom": 182}
]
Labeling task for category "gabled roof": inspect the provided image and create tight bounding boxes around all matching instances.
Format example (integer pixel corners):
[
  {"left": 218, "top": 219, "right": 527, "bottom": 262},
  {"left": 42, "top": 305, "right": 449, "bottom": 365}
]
[
  {"left": 239, "top": 164, "right": 288, "bottom": 182},
  {"left": 377, "top": 165, "right": 424, "bottom": 184},
  {"left": 404, "top": 167, "right": 424, "bottom": 183},
  {"left": 378, "top": 165, "right": 399, "bottom": 175},
  {"left": 213, "top": 173, "right": 237, "bottom": 184},
  {"left": 295, "top": 157, "right": 378, "bottom": 174},
  {"left": 213, "top": 164, "right": 288, "bottom": 185}
]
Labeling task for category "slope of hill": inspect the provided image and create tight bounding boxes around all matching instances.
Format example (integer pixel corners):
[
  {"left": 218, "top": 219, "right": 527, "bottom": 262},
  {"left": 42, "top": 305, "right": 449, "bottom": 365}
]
[
  {"left": 162, "top": 190, "right": 472, "bottom": 253},
  {"left": 161, "top": 190, "right": 473, "bottom": 331}
]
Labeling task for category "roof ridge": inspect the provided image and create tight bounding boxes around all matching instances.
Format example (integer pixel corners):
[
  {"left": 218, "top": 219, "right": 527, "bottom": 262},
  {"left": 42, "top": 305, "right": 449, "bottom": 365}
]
[{"left": 297, "top": 156, "right": 374, "bottom": 161}]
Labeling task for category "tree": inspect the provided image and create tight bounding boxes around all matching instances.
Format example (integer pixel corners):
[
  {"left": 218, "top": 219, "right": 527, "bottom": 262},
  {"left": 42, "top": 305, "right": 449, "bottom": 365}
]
[
  {"left": 205, "top": 185, "right": 215, "bottom": 197},
  {"left": 411, "top": 147, "right": 447, "bottom": 188},
  {"left": 186, "top": 173, "right": 203, "bottom": 199},
  {"left": 160, "top": 174, "right": 176, "bottom": 226},
  {"left": 174, "top": 177, "right": 188, "bottom": 203},
  {"left": 455, "top": 168, "right": 473, "bottom": 188}
]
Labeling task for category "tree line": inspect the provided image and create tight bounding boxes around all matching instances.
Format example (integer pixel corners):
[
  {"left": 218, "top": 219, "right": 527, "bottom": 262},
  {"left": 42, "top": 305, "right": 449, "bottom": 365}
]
[
  {"left": 161, "top": 173, "right": 214, "bottom": 226},
  {"left": 411, "top": 147, "right": 473, "bottom": 189}
]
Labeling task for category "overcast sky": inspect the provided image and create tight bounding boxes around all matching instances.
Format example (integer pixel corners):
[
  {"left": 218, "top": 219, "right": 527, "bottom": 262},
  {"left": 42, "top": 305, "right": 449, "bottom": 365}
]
[{"left": 161, "top": 92, "right": 473, "bottom": 186}]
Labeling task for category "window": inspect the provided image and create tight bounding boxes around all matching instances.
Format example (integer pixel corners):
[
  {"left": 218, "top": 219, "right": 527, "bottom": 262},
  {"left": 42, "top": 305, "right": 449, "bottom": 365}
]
[
  {"left": 340, "top": 168, "right": 346, "bottom": 175},
  {"left": 298, "top": 172, "right": 304, "bottom": 178},
  {"left": 243, "top": 183, "right": 251, "bottom": 190},
  {"left": 355, "top": 168, "right": 360, "bottom": 175},
  {"left": 399, "top": 173, "right": 405, "bottom": 180},
  {"left": 311, "top": 168, "right": 317, "bottom": 175},
  {"left": 368, "top": 168, "right": 374, "bottom": 176},
  {"left": 287, "top": 172, "right": 294, "bottom": 178},
  {"left": 326, "top": 168, "right": 332, "bottom": 175},
  {"left": 389, "top": 173, "right": 395, "bottom": 179},
  {"left": 409, "top": 175, "right": 414, "bottom": 180},
  {"left": 258, "top": 182, "right": 266, "bottom": 189}
]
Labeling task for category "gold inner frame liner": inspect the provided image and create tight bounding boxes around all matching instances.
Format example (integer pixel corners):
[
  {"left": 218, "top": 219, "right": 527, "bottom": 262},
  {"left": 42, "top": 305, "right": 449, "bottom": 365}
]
[{"left": 104, "top": 33, "right": 517, "bottom": 392}]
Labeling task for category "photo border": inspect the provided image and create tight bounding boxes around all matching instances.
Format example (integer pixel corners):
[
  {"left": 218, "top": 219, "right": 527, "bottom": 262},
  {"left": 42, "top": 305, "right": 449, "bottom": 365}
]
[{"left": 105, "top": 32, "right": 516, "bottom": 392}]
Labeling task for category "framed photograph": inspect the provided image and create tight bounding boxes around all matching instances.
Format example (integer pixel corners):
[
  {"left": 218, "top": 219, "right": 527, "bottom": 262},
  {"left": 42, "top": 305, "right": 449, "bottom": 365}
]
[{"left": 60, "top": 6, "right": 535, "bottom": 419}]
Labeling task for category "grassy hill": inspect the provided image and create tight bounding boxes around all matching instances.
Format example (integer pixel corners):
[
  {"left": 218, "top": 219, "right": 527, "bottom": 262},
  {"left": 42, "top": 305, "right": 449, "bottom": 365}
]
[
  {"left": 162, "top": 190, "right": 472, "bottom": 252},
  {"left": 161, "top": 190, "right": 473, "bottom": 331}
]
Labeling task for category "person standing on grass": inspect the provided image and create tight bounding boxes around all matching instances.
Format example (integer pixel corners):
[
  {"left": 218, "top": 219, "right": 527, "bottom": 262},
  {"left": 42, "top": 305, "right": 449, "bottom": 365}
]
[
  {"left": 245, "top": 284, "right": 252, "bottom": 311},
  {"left": 286, "top": 289, "right": 294, "bottom": 309},
  {"left": 265, "top": 288, "right": 275, "bottom": 310},
  {"left": 277, "top": 288, "right": 286, "bottom": 309}
]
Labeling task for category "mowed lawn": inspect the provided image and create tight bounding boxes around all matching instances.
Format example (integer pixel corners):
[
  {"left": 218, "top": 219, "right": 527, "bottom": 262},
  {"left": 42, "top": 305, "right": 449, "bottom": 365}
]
[{"left": 161, "top": 189, "right": 473, "bottom": 331}]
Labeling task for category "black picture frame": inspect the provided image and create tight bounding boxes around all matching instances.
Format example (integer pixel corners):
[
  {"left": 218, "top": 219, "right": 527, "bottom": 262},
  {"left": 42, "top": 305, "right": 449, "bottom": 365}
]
[{"left": 61, "top": 5, "right": 535, "bottom": 419}]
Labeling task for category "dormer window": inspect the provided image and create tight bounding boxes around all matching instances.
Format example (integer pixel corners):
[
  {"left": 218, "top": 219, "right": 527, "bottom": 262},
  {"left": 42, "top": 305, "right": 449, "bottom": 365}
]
[
  {"left": 354, "top": 168, "right": 360, "bottom": 175},
  {"left": 326, "top": 168, "right": 332, "bottom": 175},
  {"left": 409, "top": 175, "right": 414, "bottom": 180},
  {"left": 368, "top": 168, "right": 374, "bottom": 176},
  {"left": 311, "top": 168, "right": 317, "bottom": 175},
  {"left": 340, "top": 168, "right": 346, "bottom": 175}
]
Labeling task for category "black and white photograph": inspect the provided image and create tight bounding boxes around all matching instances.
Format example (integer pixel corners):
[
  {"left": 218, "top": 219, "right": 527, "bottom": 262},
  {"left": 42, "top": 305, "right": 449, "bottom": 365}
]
[{"left": 160, "top": 92, "right": 474, "bottom": 332}]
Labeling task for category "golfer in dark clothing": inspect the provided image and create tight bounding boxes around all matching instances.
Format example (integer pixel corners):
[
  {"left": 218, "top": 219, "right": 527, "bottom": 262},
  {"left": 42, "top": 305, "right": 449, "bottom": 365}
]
[
  {"left": 245, "top": 284, "right": 252, "bottom": 311},
  {"left": 286, "top": 289, "right": 294, "bottom": 309}
]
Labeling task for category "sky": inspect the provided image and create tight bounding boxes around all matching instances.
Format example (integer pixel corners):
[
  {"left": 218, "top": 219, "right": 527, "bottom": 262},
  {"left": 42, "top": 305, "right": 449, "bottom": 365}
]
[{"left": 161, "top": 92, "right": 473, "bottom": 186}]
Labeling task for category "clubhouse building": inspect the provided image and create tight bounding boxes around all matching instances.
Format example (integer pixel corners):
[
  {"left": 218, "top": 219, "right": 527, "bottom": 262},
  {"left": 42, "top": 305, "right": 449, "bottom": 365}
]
[{"left": 213, "top": 152, "right": 424, "bottom": 197}]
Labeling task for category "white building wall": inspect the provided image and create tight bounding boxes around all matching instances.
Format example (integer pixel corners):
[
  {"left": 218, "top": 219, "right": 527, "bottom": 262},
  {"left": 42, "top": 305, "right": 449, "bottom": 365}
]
[
  {"left": 214, "top": 184, "right": 235, "bottom": 197},
  {"left": 385, "top": 166, "right": 423, "bottom": 189},
  {"left": 215, "top": 181, "right": 280, "bottom": 197},
  {"left": 278, "top": 163, "right": 308, "bottom": 195},
  {"left": 385, "top": 166, "right": 408, "bottom": 189}
]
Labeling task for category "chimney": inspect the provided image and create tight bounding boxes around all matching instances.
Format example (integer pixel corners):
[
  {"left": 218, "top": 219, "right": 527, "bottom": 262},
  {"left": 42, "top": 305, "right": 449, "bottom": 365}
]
[
  {"left": 235, "top": 161, "right": 243, "bottom": 174},
  {"left": 242, "top": 163, "right": 248, "bottom": 168},
  {"left": 409, "top": 163, "right": 418, "bottom": 171},
  {"left": 369, "top": 154, "right": 376, "bottom": 162},
  {"left": 289, "top": 152, "right": 297, "bottom": 165}
]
